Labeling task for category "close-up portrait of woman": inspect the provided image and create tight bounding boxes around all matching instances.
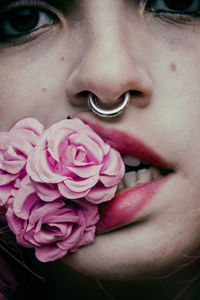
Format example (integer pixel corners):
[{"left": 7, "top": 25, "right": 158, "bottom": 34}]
[{"left": 1, "top": 0, "right": 200, "bottom": 299}]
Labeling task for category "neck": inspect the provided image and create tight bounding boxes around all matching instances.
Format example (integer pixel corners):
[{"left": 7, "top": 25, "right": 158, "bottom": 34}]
[
  {"left": 99, "top": 266, "right": 200, "bottom": 300},
  {"left": 35, "top": 260, "right": 200, "bottom": 300}
]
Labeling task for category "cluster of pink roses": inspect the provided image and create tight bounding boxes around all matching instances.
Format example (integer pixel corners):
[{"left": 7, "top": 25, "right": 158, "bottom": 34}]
[{"left": 0, "top": 118, "right": 124, "bottom": 262}]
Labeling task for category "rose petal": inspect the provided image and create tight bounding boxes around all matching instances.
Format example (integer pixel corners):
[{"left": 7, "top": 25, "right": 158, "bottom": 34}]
[
  {"left": 69, "top": 133, "right": 104, "bottom": 163},
  {"left": 10, "top": 118, "right": 44, "bottom": 138},
  {"left": 0, "top": 184, "right": 13, "bottom": 207},
  {"left": 13, "top": 183, "right": 38, "bottom": 219},
  {"left": 67, "top": 164, "right": 102, "bottom": 178},
  {"left": 35, "top": 245, "right": 67, "bottom": 262},
  {"left": 58, "top": 182, "right": 89, "bottom": 199},
  {"left": 6, "top": 207, "right": 26, "bottom": 235},
  {"left": 33, "top": 181, "right": 61, "bottom": 202},
  {"left": 27, "top": 147, "right": 65, "bottom": 183},
  {"left": 57, "top": 225, "right": 84, "bottom": 250},
  {"left": 85, "top": 185, "right": 117, "bottom": 204},
  {"left": 64, "top": 175, "right": 99, "bottom": 192}
]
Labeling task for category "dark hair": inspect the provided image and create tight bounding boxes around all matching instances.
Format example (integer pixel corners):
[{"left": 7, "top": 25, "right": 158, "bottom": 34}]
[{"left": 0, "top": 209, "right": 44, "bottom": 300}]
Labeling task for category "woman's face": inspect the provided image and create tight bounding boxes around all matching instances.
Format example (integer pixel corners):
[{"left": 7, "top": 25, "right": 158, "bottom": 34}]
[{"left": 1, "top": 0, "right": 200, "bottom": 280}]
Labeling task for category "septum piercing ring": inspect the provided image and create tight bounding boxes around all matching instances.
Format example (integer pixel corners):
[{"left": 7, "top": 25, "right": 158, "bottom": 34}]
[{"left": 88, "top": 91, "right": 130, "bottom": 118}]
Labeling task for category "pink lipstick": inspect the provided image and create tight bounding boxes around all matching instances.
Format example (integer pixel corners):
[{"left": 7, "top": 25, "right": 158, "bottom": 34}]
[
  {"left": 81, "top": 120, "right": 171, "bottom": 169},
  {"left": 96, "top": 176, "right": 168, "bottom": 234},
  {"left": 80, "top": 119, "right": 173, "bottom": 233}
]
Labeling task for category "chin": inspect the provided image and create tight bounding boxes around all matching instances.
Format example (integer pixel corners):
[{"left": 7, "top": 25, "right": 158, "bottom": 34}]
[
  {"left": 61, "top": 222, "right": 191, "bottom": 282},
  {"left": 61, "top": 176, "right": 200, "bottom": 282}
]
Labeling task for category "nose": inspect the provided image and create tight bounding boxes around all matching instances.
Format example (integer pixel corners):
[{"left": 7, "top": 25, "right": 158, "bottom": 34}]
[{"left": 66, "top": 3, "right": 153, "bottom": 110}]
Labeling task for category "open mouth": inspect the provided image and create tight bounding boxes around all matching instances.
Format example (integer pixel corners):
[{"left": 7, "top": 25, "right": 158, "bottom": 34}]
[
  {"left": 117, "top": 154, "right": 173, "bottom": 192},
  {"left": 96, "top": 152, "right": 173, "bottom": 234},
  {"left": 79, "top": 117, "right": 174, "bottom": 192},
  {"left": 96, "top": 165, "right": 172, "bottom": 234},
  {"left": 78, "top": 119, "right": 174, "bottom": 233}
]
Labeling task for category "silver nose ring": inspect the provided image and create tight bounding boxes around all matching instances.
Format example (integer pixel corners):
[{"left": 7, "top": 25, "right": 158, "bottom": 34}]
[{"left": 88, "top": 92, "right": 130, "bottom": 118}]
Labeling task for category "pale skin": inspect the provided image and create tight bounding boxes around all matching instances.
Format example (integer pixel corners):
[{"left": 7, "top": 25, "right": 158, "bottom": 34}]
[{"left": 1, "top": 0, "right": 200, "bottom": 299}]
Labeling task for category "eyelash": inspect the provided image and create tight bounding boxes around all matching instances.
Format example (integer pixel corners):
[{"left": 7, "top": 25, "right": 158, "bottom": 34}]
[
  {"left": 0, "top": 0, "right": 60, "bottom": 44},
  {"left": 0, "top": 0, "right": 200, "bottom": 45},
  {"left": 142, "top": 0, "right": 200, "bottom": 24}
]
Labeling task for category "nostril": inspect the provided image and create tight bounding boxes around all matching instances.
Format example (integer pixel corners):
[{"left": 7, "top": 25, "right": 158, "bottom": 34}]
[
  {"left": 75, "top": 90, "right": 143, "bottom": 108},
  {"left": 77, "top": 90, "right": 122, "bottom": 108},
  {"left": 77, "top": 91, "right": 89, "bottom": 101},
  {"left": 130, "top": 89, "right": 150, "bottom": 108},
  {"left": 93, "top": 92, "right": 129, "bottom": 108},
  {"left": 130, "top": 90, "right": 142, "bottom": 97},
  {"left": 70, "top": 91, "right": 89, "bottom": 107},
  {"left": 78, "top": 90, "right": 131, "bottom": 104},
  {"left": 78, "top": 91, "right": 89, "bottom": 98}
]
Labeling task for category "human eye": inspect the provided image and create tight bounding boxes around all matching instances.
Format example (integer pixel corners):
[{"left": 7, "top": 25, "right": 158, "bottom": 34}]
[
  {"left": 144, "top": 0, "right": 200, "bottom": 23},
  {"left": 0, "top": 1, "right": 59, "bottom": 43}
]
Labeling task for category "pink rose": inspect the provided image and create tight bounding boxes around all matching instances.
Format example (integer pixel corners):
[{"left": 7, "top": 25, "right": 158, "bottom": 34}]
[
  {"left": 0, "top": 118, "right": 44, "bottom": 207},
  {"left": 6, "top": 176, "right": 99, "bottom": 262},
  {"left": 0, "top": 117, "right": 125, "bottom": 263},
  {"left": 27, "top": 118, "right": 124, "bottom": 204}
]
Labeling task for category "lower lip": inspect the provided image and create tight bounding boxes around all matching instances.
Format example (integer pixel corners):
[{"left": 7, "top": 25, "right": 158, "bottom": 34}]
[{"left": 96, "top": 176, "right": 169, "bottom": 234}]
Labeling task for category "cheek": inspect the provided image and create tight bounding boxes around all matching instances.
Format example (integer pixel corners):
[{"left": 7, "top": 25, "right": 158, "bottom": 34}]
[
  {"left": 144, "top": 43, "right": 200, "bottom": 167},
  {"left": 0, "top": 29, "right": 88, "bottom": 131},
  {"left": 169, "top": 62, "right": 176, "bottom": 72},
  {"left": 0, "top": 55, "right": 69, "bottom": 130}
]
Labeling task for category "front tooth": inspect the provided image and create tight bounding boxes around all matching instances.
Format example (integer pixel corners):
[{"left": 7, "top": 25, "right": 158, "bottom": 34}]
[
  {"left": 151, "top": 167, "right": 161, "bottom": 180},
  {"left": 124, "top": 171, "right": 137, "bottom": 188},
  {"left": 123, "top": 155, "right": 141, "bottom": 167},
  {"left": 137, "top": 169, "right": 151, "bottom": 184},
  {"left": 117, "top": 180, "right": 125, "bottom": 191}
]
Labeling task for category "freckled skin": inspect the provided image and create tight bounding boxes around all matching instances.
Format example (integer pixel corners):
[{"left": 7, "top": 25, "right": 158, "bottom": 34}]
[
  {"left": 1, "top": 0, "right": 200, "bottom": 299},
  {"left": 170, "top": 62, "right": 177, "bottom": 72}
]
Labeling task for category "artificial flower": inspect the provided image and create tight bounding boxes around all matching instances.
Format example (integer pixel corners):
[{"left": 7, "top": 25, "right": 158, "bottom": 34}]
[
  {"left": 6, "top": 176, "right": 99, "bottom": 262},
  {"left": 0, "top": 118, "right": 44, "bottom": 207},
  {"left": 27, "top": 118, "right": 124, "bottom": 204},
  {"left": 0, "top": 117, "right": 124, "bottom": 262}
]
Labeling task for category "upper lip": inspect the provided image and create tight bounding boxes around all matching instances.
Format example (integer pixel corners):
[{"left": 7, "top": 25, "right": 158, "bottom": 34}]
[{"left": 80, "top": 118, "right": 173, "bottom": 171}]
